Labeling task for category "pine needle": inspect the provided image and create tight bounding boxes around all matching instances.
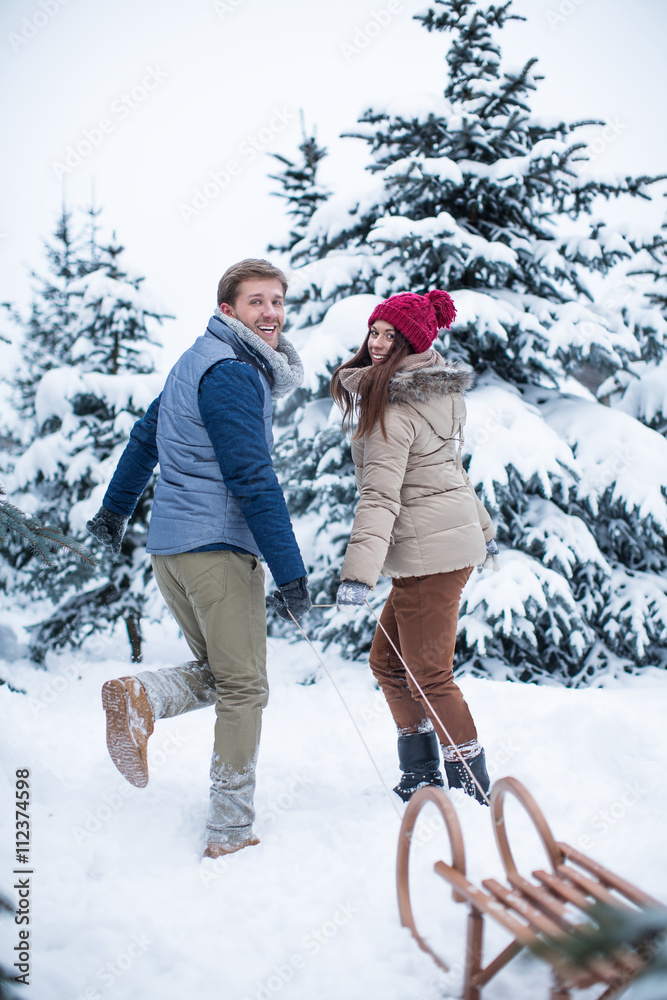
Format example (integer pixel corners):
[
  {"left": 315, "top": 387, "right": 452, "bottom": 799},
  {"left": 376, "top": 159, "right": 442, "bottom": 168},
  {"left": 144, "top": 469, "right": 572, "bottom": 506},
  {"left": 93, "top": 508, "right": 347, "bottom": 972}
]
[{"left": 0, "top": 486, "right": 98, "bottom": 568}]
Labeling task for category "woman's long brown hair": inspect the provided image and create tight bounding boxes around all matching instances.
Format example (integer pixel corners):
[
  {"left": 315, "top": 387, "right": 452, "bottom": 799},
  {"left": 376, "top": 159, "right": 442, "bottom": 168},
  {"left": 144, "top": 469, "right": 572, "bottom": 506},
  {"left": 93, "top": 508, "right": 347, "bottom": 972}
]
[{"left": 330, "top": 328, "right": 414, "bottom": 439}]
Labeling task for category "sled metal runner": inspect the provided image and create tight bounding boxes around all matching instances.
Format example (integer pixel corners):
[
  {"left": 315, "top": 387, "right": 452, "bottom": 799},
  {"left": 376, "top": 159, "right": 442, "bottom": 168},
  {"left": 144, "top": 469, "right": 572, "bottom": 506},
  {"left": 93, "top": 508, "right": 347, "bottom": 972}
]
[{"left": 397, "top": 777, "right": 666, "bottom": 999}]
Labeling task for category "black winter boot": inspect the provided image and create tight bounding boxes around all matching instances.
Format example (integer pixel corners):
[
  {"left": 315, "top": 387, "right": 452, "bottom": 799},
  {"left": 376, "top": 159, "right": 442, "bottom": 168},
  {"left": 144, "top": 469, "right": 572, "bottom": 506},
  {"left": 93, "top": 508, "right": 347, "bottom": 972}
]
[
  {"left": 443, "top": 747, "right": 490, "bottom": 805},
  {"left": 393, "top": 730, "right": 444, "bottom": 802}
]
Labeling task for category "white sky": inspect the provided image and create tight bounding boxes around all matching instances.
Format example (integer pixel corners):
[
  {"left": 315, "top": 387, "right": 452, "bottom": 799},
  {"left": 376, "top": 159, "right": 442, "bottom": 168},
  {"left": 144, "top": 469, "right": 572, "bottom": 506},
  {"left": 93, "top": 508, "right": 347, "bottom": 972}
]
[{"left": 1, "top": 0, "right": 665, "bottom": 369}]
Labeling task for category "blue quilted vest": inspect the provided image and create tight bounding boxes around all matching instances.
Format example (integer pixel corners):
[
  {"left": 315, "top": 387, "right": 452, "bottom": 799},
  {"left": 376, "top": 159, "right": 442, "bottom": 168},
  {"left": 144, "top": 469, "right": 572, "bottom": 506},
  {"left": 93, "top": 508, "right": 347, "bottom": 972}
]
[{"left": 146, "top": 317, "right": 273, "bottom": 555}]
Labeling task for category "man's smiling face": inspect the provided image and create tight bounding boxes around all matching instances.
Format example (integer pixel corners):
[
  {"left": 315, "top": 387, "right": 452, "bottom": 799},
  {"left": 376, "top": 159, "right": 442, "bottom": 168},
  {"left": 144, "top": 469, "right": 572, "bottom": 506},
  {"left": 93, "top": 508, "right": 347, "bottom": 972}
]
[{"left": 220, "top": 278, "right": 285, "bottom": 349}]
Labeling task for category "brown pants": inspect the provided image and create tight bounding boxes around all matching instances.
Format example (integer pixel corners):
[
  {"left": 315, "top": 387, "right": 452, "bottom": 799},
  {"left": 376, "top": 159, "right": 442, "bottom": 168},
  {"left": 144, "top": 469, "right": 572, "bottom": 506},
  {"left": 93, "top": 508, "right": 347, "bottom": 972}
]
[{"left": 368, "top": 568, "right": 477, "bottom": 748}]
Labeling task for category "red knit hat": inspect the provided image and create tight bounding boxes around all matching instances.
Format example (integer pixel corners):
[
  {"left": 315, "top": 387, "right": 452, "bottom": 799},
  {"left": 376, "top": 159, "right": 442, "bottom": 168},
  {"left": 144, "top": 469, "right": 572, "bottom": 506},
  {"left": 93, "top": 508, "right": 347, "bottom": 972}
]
[{"left": 367, "top": 290, "right": 456, "bottom": 354}]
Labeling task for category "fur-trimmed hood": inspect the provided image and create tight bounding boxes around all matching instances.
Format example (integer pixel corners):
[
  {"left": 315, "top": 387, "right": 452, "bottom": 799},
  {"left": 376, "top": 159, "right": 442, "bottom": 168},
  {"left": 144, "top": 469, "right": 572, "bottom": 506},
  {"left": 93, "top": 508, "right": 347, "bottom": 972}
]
[
  {"left": 387, "top": 355, "right": 475, "bottom": 405},
  {"left": 337, "top": 349, "right": 474, "bottom": 403}
]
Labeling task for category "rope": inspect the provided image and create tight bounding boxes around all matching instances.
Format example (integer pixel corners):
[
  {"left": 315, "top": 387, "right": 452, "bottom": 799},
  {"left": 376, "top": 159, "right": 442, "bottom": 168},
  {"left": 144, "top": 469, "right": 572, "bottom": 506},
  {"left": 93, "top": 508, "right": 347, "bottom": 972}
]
[
  {"left": 286, "top": 609, "right": 403, "bottom": 818},
  {"left": 363, "top": 598, "right": 490, "bottom": 806},
  {"left": 287, "top": 598, "right": 490, "bottom": 807}
]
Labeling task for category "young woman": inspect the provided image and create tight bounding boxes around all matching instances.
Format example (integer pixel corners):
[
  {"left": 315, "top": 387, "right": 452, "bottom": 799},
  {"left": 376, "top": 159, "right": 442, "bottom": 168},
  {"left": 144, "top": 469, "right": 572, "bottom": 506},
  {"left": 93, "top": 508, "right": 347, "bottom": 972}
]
[{"left": 330, "top": 290, "right": 497, "bottom": 804}]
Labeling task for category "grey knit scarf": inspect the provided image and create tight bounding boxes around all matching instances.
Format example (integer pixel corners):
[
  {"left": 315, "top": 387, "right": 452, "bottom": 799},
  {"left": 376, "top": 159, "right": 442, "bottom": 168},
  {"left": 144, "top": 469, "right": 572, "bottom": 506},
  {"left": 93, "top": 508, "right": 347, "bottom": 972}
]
[{"left": 213, "top": 307, "right": 304, "bottom": 400}]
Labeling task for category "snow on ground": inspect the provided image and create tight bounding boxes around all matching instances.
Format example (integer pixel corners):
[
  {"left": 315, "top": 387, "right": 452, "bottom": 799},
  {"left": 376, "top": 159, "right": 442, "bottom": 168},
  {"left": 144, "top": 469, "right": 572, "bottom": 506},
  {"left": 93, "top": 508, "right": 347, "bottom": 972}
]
[{"left": 1, "top": 618, "right": 666, "bottom": 1000}]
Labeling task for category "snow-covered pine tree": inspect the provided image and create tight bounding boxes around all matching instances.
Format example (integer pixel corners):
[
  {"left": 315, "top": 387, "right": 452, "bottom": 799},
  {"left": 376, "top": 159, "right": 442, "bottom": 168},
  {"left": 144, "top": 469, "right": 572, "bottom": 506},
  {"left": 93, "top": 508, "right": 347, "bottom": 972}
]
[
  {"left": 3, "top": 206, "right": 170, "bottom": 663},
  {"left": 1, "top": 206, "right": 100, "bottom": 572},
  {"left": 596, "top": 219, "right": 667, "bottom": 437},
  {"left": 268, "top": 0, "right": 667, "bottom": 680},
  {"left": 267, "top": 116, "right": 331, "bottom": 336},
  {"left": 4, "top": 206, "right": 104, "bottom": 428},
  {"left": 268, "top": 114, "right": 330, "bottom": 257}
]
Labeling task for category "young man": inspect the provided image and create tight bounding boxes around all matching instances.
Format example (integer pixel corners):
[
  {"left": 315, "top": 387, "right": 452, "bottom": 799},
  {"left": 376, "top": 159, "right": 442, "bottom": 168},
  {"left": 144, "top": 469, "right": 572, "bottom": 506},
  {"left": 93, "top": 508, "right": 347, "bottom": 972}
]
[{"left": 87, "top": 259, "right": 310, "bottom": 858}]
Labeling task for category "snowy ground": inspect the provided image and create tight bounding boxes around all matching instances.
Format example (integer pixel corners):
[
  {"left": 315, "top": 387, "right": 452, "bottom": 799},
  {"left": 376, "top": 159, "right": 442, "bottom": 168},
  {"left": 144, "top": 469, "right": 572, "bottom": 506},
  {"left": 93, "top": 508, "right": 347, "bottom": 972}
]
[{"left": 1, "top": 619, "right": 666, "bottom": 1000}]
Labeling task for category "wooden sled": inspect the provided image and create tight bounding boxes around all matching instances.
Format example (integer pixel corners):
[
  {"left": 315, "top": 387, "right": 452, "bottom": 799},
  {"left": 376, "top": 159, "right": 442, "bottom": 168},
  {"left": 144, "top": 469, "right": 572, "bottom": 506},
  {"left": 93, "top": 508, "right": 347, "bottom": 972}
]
[{"left": 397, "top": 777, "right": 666, "bottom": 999}]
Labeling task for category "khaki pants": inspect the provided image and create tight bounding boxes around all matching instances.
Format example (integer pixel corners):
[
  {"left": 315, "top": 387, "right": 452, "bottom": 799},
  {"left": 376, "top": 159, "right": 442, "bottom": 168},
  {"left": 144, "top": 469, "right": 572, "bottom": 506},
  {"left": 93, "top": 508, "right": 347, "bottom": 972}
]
[
  {"left": 136, "top": 550, "right": 268, "bottom": 846},
  {"left": 368, "top": 568, "right": 477, "bottom": 749}
]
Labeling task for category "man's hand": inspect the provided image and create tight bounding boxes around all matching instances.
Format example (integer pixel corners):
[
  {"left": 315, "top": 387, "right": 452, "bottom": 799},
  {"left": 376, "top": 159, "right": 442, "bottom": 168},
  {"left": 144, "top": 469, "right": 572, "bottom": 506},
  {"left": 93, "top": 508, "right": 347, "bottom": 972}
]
[
  {"left": 336, "top": 580, "right": 371, "bottom": 607},
  {"left": 86, "top": 507, "right": 129, "bottom": 556},
  {"left": 266, "top": 576, "right": 312, "bottom": 623}
]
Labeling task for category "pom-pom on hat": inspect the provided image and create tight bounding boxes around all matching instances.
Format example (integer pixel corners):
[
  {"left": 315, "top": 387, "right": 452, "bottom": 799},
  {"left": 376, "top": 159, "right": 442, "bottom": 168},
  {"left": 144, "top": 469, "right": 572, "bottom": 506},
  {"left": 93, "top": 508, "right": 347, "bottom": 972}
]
[{"left": 368, "top": 290, "right": 456, "bottom": 354}]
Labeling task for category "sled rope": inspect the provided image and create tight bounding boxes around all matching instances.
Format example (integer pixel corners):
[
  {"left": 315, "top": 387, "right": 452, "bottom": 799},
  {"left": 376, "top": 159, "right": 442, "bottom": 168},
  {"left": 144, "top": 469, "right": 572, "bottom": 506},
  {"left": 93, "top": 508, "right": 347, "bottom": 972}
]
[
  {"left": 292, "top": 599, "right": 489, "bottom": 806},
  {"left": 364, "top": 599, "right": 490, "bottom": 806},
  {"left": 287, "top": 610, "right": 403, "bottom": 818}
]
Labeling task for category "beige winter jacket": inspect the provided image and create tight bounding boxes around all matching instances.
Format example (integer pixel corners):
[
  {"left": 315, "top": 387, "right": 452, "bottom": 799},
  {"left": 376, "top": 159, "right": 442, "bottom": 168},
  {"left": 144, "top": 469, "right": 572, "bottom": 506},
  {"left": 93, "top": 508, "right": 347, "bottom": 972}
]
[{"left": 339, "top": 352, "right": 494, "bottom": 588}]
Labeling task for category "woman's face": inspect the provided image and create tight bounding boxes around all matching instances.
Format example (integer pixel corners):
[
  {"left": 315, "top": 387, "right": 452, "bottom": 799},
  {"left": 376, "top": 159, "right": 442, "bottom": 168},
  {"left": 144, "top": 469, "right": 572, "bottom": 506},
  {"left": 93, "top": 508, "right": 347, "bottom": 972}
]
[{"left": 368, "top": 320, "right": 397, "bottom": 365}]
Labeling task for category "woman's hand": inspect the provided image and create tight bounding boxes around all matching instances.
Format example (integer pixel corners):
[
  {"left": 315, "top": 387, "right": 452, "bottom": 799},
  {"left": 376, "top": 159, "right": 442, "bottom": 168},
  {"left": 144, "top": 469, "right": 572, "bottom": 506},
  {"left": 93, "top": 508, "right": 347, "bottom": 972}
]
[
  {"left": 336, "top": 580, "right": 371, "bottom": 607},
  {"left": 477, "top": 538, "right": 500, "bottom": 573}
]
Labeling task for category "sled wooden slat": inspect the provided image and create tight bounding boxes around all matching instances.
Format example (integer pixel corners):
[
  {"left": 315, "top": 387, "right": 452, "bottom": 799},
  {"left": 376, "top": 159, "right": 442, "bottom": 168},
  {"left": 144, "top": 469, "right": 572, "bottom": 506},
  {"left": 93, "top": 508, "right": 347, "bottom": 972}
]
[
  {"left": 534, "top": 867, "right": 602, "bottom": 911},
  {"left": 557, "top": 845, "right": 665, "bottom": 910},
  {"left": 396, "top": 775, "right": 666, "bottom": 999},
  {"left": 505, "top": 874, "right": 641, "bottom": 982},
  {"left": 482, "top": 877, "right": 573, "bottom": 940},
  {"left": 432, "top": 862, "right": 560, "bottom": 951},
  {"left": 481, "top": 878, "right": 620, "bottom": 986},
  {"left": 557, "top": 864, "right": 645, "bottom": 912},
  {"left": 506, "top": 872, "right": 590, "bottom": 932}
]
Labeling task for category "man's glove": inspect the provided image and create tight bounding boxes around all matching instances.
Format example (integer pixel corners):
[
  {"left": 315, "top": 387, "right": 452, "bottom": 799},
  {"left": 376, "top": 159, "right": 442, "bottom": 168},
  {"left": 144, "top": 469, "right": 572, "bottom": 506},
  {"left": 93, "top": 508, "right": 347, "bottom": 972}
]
[
  {"left": 266, "top": 576, "right": 312, "bottom": 623},
  {"left": 86, "top": 506, "right": 128, "bottom": 556},
  {"left": 336, "top": 580, "right": 371, "bottom": 607},
  {"left": 477, "top": 538, "right": 500, "bottom": 573}
]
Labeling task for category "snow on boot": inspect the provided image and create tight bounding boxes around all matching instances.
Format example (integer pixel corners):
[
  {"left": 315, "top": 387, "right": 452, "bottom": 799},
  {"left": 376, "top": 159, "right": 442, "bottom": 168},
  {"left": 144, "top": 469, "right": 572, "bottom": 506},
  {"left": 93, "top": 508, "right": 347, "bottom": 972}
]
[
  {"left": 203, "top": 837, "right": 260, "bottom": 860},
  {"left": 101, "top": 676, "right": 154, "bottom": 788},
  {"left": 393, "top": 730, "right": 444, "bottom": 802},
  {"left": 443, "top": 744, "right": 490, "bottom": 805}
]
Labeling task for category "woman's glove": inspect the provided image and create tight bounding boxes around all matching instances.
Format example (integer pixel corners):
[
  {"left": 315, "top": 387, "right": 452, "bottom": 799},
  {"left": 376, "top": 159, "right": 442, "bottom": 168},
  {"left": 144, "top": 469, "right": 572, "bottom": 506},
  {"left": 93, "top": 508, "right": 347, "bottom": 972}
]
[
  {"left": 86, "top": 506, "right": 128, "bottom": 555},
  {"left": 336, "top": 580, "right": 371, "bottom": 607},
  {"left": 477, "top": 538, "right": 500, "bottom": 573},
  {"left": 266, "top": 576, "right": 312, "bottom": 623}
]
